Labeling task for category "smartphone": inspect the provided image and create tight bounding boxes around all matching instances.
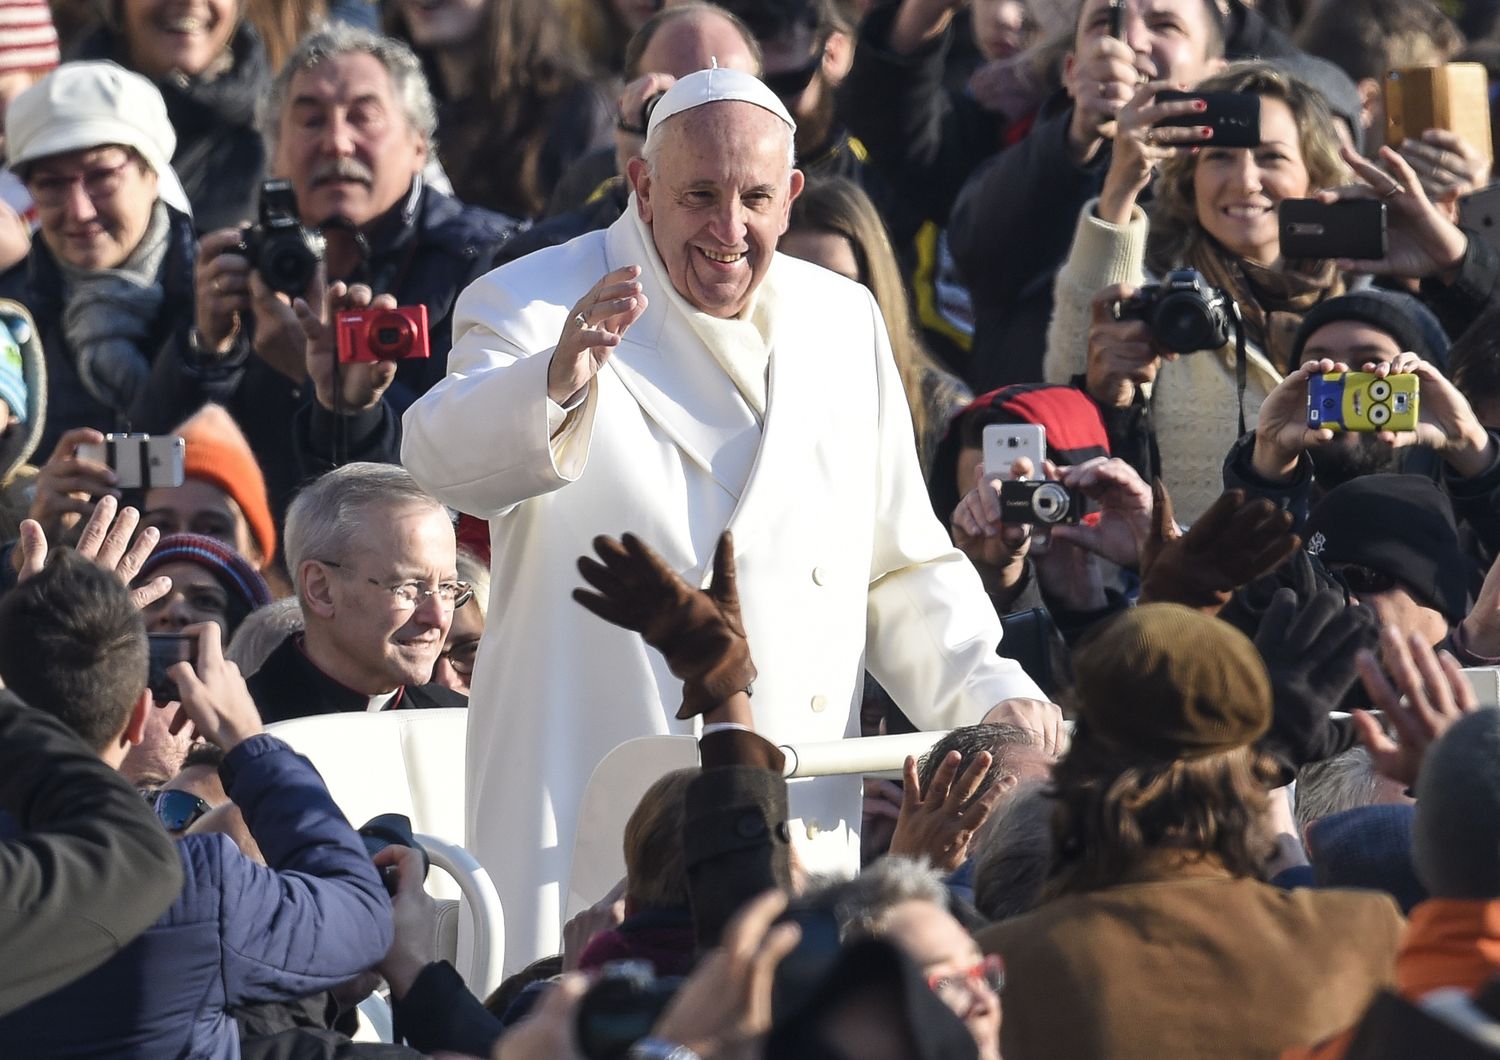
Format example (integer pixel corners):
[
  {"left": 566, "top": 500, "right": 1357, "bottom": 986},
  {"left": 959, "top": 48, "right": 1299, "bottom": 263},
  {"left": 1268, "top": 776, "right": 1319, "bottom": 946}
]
[
  {"left": 1278, "top": 199, "right": 1387, "bottom": 261},
  {"left": 147, "top": 633, "right": 195, "bottom": 704},
  {"left": 1154, "top": 90, "right": 1261, "bottom": 148},
  {"left": 1385, "top": 63, "right": 1493, "bottom": 167},
  {"left": 76, "top": 433, "right": 185, "bottom": 490},
  {"left": 1460, "top": 185, "right": 1500, "bottom": 254},
  {"left": 1307, "top": 371, "right": 1419, "bottom": 432},
  {"left": 982, "top": 423, "right": 1046, "bottom": 482}
]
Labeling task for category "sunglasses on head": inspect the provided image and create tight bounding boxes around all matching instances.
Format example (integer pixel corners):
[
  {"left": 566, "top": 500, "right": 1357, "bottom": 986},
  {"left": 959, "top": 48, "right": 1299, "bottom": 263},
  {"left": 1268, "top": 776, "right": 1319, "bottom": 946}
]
[
  {"left": 1328, "top": 563, "right": 1398, "bottom": 597},
  {"left": 154, "top": 789, "right": 212, "bottom": 834}
]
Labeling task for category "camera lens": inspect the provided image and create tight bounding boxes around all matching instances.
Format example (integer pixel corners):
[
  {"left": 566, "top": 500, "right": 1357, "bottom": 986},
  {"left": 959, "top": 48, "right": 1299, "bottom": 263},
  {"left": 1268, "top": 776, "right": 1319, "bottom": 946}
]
[
  {"left": 1031, "top": 483, "right": 1070, "bottom": 522},
  {"left": 265, "top": 247, "right": 316, "bottom": 295},
  {"left": 367, "top": 311, "right": 415, "bottom": 360}
]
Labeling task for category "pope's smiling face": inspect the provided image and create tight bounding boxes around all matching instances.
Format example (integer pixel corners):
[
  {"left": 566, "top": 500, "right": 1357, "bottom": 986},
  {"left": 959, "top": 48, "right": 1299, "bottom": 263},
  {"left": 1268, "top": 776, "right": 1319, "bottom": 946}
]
[{"left": 628, "top": 101, "right": 804, "bottom": 320}]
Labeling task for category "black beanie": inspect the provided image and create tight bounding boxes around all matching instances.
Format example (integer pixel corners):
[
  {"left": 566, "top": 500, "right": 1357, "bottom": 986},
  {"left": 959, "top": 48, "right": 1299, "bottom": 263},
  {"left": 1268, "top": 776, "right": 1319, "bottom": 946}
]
[
  {"left": 1291, "top": 289, "right": 1450, "bottom": 370},
  {"left": 1304, "top": 474, "right": 1469, "bottom": 622}
]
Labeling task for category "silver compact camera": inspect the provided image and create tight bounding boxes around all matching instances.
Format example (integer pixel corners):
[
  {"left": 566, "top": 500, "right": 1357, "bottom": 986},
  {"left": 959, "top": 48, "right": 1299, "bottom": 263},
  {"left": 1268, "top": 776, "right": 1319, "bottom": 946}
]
[{"left": 999, "top": 480, "right": 1082, "bottom": 525}]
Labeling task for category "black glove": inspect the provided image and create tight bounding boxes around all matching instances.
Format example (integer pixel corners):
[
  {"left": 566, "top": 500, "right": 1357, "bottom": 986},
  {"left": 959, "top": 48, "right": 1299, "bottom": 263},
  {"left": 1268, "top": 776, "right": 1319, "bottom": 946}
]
[
  {"left": 1219, "top": 547, "right": 1342, "bottom": 639},
  {"left": 1253, "top": 587, "right": 1378, "bottom": 775}
]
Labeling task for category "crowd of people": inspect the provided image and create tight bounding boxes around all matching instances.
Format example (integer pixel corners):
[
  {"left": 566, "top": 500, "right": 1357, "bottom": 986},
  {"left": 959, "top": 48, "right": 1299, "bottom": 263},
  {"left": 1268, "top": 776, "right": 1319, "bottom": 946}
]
[{"left": 9, "top": 0, "right": 1500, "bottom": 1056}]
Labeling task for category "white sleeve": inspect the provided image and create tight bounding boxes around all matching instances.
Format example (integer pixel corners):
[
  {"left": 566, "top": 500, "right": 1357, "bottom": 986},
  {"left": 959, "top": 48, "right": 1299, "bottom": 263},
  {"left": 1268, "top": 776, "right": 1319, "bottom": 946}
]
[{"left": 1043, "top": 198, "right": 1151, "bottom": 385}]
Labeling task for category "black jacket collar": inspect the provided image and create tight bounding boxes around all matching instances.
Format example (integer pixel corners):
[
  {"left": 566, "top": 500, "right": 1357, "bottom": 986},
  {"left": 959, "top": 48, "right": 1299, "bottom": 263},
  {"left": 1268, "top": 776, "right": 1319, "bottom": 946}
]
[{"left": 247, "top": 634, "right": 467, "bottom": 725}]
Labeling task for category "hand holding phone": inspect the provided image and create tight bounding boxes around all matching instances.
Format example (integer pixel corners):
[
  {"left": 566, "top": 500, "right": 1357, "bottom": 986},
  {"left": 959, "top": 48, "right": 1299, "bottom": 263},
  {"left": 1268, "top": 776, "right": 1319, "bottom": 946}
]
[
  {"left": 1279, "top": 199, "right": 1387, "bottom": 261},
  {"left": 982, "top": 423, "right": 1046, "bottom": 483},
  {"left": 168, "top": 622, "right": 263, "bottom": 751},
  {"left": 1306, "top": 371, "right": 1419, "bottom": 432},
  {"left": 1153, "top": 90, "right": 1260, "bottom": 148}
]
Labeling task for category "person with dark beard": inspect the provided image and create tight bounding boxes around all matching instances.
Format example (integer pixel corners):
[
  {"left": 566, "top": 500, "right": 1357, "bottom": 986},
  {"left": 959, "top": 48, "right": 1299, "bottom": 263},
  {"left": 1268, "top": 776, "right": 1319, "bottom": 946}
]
[{"left": 1221, "top": 291, "right": 1500, "bottom": 566}]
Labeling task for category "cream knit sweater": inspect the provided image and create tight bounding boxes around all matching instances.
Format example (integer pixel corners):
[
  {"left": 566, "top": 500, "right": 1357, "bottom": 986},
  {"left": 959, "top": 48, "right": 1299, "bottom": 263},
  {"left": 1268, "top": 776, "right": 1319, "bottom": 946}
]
[{"left": 1043, "top": 200, "right": 1283, "bottom": 522}]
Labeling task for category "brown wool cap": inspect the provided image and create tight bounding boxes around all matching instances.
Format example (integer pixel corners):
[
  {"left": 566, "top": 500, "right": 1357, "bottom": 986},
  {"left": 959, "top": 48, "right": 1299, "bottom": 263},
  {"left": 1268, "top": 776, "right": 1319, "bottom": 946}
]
[{"left": 1073, "top": 604, "right": 1272, "bottom": 760}]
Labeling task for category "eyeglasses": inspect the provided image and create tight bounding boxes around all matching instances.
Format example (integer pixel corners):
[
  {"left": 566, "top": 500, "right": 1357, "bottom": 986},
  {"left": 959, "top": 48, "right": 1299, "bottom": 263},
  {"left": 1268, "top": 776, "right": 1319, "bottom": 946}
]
[
  {"left": 27, "top": 155, "right": 136, "bottom": 208},
  {"left": 1328, "top": 563, "right": 1397, "bottom": 597},
  {"left": 438, "top": 637, "right": 479, "bottom": 677},
  {"left": 927, "top": 953, "right": 1004, "bottom": 1013},
  {"left": 154, "top": 789, "right": 213, "bottom": 833},
  {"left": 317, "top": 559, "right": 475, "bottom": 612}
]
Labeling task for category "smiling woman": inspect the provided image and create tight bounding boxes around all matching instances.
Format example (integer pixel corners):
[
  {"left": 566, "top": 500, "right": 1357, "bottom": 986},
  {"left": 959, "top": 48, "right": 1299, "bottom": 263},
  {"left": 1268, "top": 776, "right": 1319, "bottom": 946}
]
[{"left": 1043, "top": 61, "right": 1354, "bottom": 520}]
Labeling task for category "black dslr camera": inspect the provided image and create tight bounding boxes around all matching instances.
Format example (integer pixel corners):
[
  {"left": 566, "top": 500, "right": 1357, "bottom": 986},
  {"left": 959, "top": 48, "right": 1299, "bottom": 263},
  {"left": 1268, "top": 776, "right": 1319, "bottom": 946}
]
[
  {"left": 1116, "top": 268, "right": 1232, "bottom": 354},
  {"left": 1000, "top": 480, "right": 1083, "bottom": 525},
  {"left": 575, "top": 961, "right": 683, "bottom": 1060},
  {"left": 237, "top": 179, "right": 326, "bottom": 297}
]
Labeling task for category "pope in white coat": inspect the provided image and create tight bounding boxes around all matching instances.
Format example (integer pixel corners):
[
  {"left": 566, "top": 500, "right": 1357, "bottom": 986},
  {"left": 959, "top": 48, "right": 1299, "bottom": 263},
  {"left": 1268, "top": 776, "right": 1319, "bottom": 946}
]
[{"left": 401, "top": 66, "right": 1045, "bottom": 971}]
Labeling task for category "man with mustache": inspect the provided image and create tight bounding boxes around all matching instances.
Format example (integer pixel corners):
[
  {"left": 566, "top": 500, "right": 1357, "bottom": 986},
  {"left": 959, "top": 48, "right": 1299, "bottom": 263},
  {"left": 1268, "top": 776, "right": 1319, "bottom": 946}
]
[{"left": 157, "top": 23, "right": 518, "bottom": 517}]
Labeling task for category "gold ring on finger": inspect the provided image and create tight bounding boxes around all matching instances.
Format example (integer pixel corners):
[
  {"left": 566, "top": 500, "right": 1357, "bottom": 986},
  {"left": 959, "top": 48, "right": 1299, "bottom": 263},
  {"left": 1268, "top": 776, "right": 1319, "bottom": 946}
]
[{"left": 574, "top": 310, "right": 589, "bottom": 330}]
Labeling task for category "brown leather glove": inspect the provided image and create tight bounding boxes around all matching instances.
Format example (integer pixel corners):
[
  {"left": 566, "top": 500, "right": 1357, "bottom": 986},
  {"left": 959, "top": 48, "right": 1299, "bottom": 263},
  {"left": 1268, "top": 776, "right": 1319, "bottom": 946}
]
[
  {"left": 574, "top": 530, "right": 757, "bottom": 719},
  {"left": 1138, "top": 481, "right": 1301, "bottom": 616}
]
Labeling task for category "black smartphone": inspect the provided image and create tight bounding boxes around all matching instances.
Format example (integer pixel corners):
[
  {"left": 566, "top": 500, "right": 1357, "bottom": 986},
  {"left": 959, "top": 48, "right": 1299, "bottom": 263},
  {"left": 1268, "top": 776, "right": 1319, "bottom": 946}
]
[
  {"left": 1106, "top": 0, "right": 1124, "bottom": 37},
  {"left": 1460, "top": 185, "right": 1500, "bottom": 254},
  {"left": 1278, "top": 199, "right": 1387, "bottom": 260},
  {"left": 1154, "top": 89, "right": 1261, "bottom": 148},
  {"left": 147, "top": 633, "right": 195, "bottom": 704}
]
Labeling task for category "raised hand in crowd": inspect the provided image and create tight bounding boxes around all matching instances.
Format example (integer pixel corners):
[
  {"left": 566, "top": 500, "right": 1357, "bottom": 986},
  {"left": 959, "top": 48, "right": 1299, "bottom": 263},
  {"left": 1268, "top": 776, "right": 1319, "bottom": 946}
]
[
  {"left": 647, "top": 889, "right": 802, "bottom": 1060},
  {"left": 614, "top": 72, "right": 676, "bottom": 163},
  {"left": 1049, "top": 456, "right": 1155, "bottom": 569},
  {"left": 1366, "top": 353, "right": 1494, "bottom": 476},
  {"left": 888, "top": 749, "right": 1004, "bottom": 872},
  {"left": 373, "top": 844, "right": 440, "bottom": 1000},
  {"left": 16, "top": 494, "right": 169, "bottom": 609},
  {"left": 26, "top": 426, "right": 118, "bottom": 544},
  {"left": 1084, "top": 284, "right": 1176, "bottom": 408},
  {"left": 293, "top": 280, "right": 400, "bottom": 414},
  {"left": 193, "top": 229, "right": 254, "bottom": 358},
  {"left": 1457, "top": 548, "right": 1500, "bottom": 661},
  {"left": 561, "top": 878, "right": 626, "bottom": 973},
  {"left": 1251, "top": 358, "right": 1346, "bottom": 481},
  {"left": 1096, "top": 81, "right": 1213, "bottom": 225},
  {"left": 1397, "top": 128, "right": 1491, "bottom": 212},
  {"left": 1353, "top": 625, "right": 1478, "bottom": 788},
  {"left": 575, "top": 530, "right": 755, "bottom": 720},
  {"left": 250, "top": 267, "right": 328, "bottom": 384},
  {"left": 1062, "top": 7, "right": 1159, "bottom": 162},
  {"left": 548, "top": 266, "right": 648, "bottom": 406},
  {"left": 1138, "top": 483, "right": 1300, "bottom": 615},
  {"left": 1320, "top": 145, "right": 1468, "bottom": 280},
  {"left": 167, "top": 621, "right": 263, "bottom": 752},
  {"left": 1254, "top": 587, "right": 1378, "bottom": 771}
]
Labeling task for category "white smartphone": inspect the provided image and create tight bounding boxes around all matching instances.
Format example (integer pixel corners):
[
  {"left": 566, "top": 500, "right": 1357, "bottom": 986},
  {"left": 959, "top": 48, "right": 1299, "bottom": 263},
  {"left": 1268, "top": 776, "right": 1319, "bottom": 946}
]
[
  {"left": 77, "top": 433, "right": 186, "bottom": 490},
  {"left": 982, "top": 423, "right": 1046, "bottom": 482}
]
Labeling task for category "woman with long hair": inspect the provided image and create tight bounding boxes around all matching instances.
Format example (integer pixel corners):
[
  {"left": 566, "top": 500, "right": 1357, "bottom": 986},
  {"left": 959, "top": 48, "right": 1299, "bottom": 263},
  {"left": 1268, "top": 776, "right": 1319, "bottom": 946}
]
[
  {"left": 387, "top": 0, "right": 613, "bottom": 220},
  {"left": 783, "top": 176, "right": 970, "bottom": 476},
  {"left": 1044, "top": 62, "right": 1354, "bottom": 520}
]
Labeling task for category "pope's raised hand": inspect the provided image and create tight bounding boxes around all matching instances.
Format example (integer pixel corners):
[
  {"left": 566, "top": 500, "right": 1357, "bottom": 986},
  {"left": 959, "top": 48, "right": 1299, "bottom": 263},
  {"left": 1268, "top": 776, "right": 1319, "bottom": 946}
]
[
  {"left": 573, "top": 530, "right": 756, "bottom": 719},
  {"left": 547, "top": 266, "right": 649, "bottom": 405}
]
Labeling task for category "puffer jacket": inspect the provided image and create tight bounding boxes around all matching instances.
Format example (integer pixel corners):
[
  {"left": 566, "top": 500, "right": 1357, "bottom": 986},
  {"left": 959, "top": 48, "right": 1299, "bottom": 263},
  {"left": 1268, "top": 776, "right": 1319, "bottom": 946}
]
[{"left": 0, "top": 733, "right": 393, "bottom": 1059}]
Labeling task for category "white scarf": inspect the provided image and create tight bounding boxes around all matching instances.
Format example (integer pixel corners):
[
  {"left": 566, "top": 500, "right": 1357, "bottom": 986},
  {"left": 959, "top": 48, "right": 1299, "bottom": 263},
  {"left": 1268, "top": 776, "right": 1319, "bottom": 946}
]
[{"left": 626, "top": 197, "right": 779, "bottom": 419}]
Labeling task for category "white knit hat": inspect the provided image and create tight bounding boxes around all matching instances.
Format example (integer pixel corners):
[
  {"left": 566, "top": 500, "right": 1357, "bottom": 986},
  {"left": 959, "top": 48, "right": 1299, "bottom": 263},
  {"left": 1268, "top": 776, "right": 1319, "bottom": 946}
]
[
  {"left": 5, "top": 60, "right": 192, "bottom": 216},
  {"left": 644, "top": 61, "right": 796, "bottom": 150}
]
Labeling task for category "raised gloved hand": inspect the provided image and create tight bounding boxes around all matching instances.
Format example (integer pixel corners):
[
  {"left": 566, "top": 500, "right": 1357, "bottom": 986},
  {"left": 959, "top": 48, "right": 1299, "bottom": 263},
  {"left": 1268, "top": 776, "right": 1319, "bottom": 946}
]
[
  {"left": 1138, "top": 482, "right": 1300, "bottom": 615},
  {"left": 1218, "top": 547, "right": 1342, "bottom": 640},
  {"left": 1254, "top": 587, "right": 1378, "bottom": 773},
  {"left": 574, "top": 530, "right": 756, "bottom": 720}
]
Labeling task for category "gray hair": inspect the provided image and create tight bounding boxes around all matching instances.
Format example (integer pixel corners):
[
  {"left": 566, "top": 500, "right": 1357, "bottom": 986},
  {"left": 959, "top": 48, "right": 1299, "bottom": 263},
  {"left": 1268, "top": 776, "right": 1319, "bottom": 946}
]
[
  {"left": 803, "top": 856, "right": 949, "bottom": 941},
  {"left": 258, "top": 22, "right": 439, "bottom": 160},
  {"left": 284, "top": 462, "right": 446, "bottom": 602},
  {"left": 1414, "top": 709, "right": 1500, "bottom": 899},
  {"left": 916, "top": 723, "right": 1042, "bottom": 795},
  {"left": 972, "top": 783, "right": 1052, "bottom": 923},
  {"left": 225, "top": 598, "right": 305, "bottom": 677},
  {"left": 456, "top": 549, "right": 491, "bottom": 620},
  {"left": 1295, "top": 748, "right": 1387, "bottom": 830},
  {"left": 641, "top": 101, "right": 795, "bottom": 179}
]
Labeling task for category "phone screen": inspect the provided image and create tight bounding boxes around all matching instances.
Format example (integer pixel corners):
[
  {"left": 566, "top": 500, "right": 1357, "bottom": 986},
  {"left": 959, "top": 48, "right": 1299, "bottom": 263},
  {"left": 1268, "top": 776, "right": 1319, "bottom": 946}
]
[{"left": 147, "top": 633, "right": 195, "bottom": 704}]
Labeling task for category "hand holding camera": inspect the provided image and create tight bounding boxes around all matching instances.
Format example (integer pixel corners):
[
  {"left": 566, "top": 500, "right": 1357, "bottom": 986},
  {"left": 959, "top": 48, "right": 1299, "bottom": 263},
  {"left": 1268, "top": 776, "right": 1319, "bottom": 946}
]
[
  {"left": 1252, "top": 358, "right": 1345, "bottom": 481},
  {"left": 293, "top": 282, "right": 406, "bottom": 416},
  {"left": 1048, "top": 456, "right": 1155, "bottom": 569},
  {"left": 951, "top": 455, "right": 1035, "bottom": 601},
  {"left": 1084, "top": 283, "right": 1168, "bottom": 408},
  {"left": 194, "top": 228, "right": 254, "bottom": 356},
  {"left": 166, "top": 621, "right": 262, "bottom": 752}
]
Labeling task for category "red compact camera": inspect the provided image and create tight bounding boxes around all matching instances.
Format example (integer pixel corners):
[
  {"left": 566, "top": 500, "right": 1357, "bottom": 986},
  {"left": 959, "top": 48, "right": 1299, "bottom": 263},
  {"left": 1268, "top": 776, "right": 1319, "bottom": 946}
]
[{"left": 335, "top": 305, "right": 430, "bottom": 363}]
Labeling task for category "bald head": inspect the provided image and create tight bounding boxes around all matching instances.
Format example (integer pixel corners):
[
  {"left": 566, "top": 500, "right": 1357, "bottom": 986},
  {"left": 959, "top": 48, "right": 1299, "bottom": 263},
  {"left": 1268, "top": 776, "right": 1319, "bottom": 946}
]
[{"left": 630, "top": 5, "right": 763, "bottom": 79}]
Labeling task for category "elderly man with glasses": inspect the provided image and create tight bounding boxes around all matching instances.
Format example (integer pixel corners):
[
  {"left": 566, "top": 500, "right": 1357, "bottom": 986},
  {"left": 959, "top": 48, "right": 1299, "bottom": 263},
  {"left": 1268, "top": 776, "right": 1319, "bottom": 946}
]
[{"left": 248, "top": 461, "right": 470, "bottom": 721}]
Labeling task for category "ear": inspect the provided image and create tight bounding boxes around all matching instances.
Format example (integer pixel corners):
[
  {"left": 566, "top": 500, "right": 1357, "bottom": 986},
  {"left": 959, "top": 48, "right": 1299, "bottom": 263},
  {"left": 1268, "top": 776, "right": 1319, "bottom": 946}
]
[
  {"left": 123, "top": 688, "right": 151, "bottom": 748},
  {"left": 300, "top": 560, "right": 338, "bottom": 620},
  {"left": 822, "top": 29, "right": 854, "bottom": 84},
  {"left": 1062, "top": 49, "right": 1077, "bottom": 96},
  {"left": 626, "top": 156, "right": 653, "bottom": 223},
  {"left": 1357, "top": 78, "right": 1381, "bottom": 132},
  {"left": 778, "top": 168, "right": 806, "bottom": 235}
]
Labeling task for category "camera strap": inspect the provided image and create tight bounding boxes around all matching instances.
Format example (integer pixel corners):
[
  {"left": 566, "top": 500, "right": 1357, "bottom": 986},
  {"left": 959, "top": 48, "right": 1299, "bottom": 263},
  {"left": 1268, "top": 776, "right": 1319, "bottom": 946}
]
[{"left": 1231, "top": 301, "right": 1248, "bottom": 439}]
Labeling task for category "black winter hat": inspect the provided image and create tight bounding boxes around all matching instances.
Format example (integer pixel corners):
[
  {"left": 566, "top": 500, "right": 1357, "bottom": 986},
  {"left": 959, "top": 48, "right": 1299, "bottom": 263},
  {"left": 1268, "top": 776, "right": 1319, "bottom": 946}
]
[
  {"left": 1291, "top": 289, "right": 1450, "bottom": 370},
  {"left": 1304, "top": 474, "right": 1469, "bottom": 622}
]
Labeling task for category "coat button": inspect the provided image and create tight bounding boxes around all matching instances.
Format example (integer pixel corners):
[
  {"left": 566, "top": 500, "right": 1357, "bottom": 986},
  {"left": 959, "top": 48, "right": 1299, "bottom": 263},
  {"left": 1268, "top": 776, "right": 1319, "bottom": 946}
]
[
  {"left": 810, "top": 694, "right": 827, "bottom": 713},
  {"left": 812, "top": 566, "right": 828, "bottom": 585},
  {"left": 805, "top": 820, "right": 822, "bottom": 840},
  {"left": 736, "top": 814, "right": 766, "bottom": 839}
]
